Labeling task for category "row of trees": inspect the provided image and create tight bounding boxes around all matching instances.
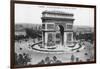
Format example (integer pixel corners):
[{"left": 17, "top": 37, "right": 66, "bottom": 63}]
[
  {"left": 73, "top": 32, "right": 94, "bottom": 43},
  {"left": 25, "top": 28, "right": 42, "bottom": 38},
  {"left": 15, "top": 28, "right": 42, "bottom": 41}
]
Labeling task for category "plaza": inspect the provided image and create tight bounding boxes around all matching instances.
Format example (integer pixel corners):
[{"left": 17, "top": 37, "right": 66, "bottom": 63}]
[{"left": 14, "top": 11, "right": 94, "bottom": 65}]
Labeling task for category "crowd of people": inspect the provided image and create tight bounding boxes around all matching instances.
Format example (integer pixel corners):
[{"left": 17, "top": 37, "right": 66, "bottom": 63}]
[{"left": 38, "top": 56, "right": 62, "bottom": 65}]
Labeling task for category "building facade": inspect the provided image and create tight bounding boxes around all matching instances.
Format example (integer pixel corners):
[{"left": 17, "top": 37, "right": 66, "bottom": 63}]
[{"left": 41, "top": 11, "right": 74, "bottom": 48}]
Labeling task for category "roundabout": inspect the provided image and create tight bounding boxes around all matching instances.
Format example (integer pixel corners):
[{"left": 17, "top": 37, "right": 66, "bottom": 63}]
[{"left": 30, "top": 41, "right": 85, "bottom": 54}]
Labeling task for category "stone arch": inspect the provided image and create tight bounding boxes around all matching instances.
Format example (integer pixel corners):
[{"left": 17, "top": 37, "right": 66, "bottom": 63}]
[{"left": 58, "top": 24, "right": 64, "bottom": 46}]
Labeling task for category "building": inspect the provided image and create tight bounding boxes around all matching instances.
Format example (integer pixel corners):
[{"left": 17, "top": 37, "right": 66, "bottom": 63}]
[
  {"left": 15, "top": 24, "right": 26, "bottom": 37},
  {"left": 41, "top": 10, "right": 74, "bottom": 48}
]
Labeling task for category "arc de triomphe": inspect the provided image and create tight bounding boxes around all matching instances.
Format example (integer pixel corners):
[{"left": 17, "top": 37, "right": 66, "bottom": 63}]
[{"left": 41, "top": 10, "right": 74, "bottom": 49}]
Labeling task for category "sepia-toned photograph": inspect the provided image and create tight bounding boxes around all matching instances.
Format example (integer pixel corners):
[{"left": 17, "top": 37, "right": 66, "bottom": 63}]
[{"left": 11, "top": 1, "right": 96, "bottom": 68}]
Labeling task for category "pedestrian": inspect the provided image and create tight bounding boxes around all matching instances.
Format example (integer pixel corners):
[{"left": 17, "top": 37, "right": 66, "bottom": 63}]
[
  {"left": 38, "top": 59, "right": 45, "bottom": 64},
  {"left": 45, "top": 57, "right": 51, "bottom": 64},
  {"left": 71, "top": 54, "right": 75, "bottom": 62},
  {"left": 52, "top": 56, "right": 62, "bottom": 64}
]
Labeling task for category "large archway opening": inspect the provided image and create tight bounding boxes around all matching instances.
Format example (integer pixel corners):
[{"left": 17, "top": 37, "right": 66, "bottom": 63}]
[{"left": 58, "top": 25, "right": 64, "bottom": 46}]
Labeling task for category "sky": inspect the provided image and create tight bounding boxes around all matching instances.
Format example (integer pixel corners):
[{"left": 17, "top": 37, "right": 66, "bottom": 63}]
[{"left": 15, "top": 4, "right": 94, "bottom": 27}]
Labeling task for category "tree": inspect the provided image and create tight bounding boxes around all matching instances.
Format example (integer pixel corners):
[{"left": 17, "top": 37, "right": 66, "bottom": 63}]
[
  {"left": 25, "top": 28, "right": 42, "bottom": 39},
  {"left": 15, "top": 53, "right": 31, "bottom": 65}
]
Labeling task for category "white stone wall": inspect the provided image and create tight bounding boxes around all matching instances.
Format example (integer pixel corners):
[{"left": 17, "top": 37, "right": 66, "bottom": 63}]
[
  {"left": 64, "top": 32, "right": 67, "bottom": 46},
  {"left": 45, "top": 32, "right": 48, "bottom": 48}
]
